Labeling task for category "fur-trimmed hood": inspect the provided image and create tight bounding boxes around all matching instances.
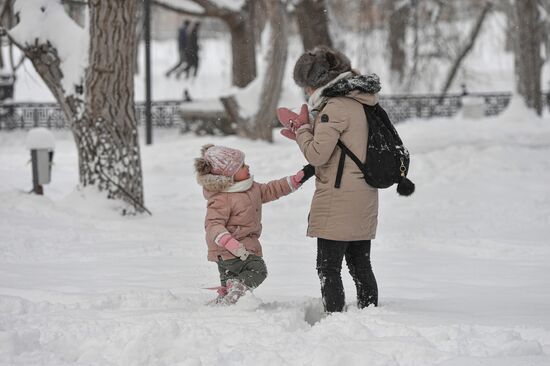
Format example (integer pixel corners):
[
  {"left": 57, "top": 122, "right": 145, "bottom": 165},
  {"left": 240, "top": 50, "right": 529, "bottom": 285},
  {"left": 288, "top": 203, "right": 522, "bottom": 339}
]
[
  {"left": 321, "top": 73, "right": 381, "bottom": 98},
  {"left": 196, "top": 173, "right": 234, "bottom": 193}
]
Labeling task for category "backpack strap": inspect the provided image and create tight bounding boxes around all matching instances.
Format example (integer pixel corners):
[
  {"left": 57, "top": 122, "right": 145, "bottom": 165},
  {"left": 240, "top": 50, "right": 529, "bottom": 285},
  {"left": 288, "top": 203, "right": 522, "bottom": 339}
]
[
  {"left": 334, "top": 104, "right": 371, "bottom": 188},
  {"left": 334, "top": 148, "right": 346, "bottom": 188},
  {"left": 336, "top": 140, "right": 368, "bottom": 179}
]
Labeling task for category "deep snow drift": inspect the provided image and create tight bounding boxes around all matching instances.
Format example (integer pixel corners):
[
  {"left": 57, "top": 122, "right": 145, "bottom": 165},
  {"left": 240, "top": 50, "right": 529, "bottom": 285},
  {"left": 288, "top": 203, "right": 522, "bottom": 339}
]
[{"left": 1, "top": 98, "right": 549, "bottom": 365}]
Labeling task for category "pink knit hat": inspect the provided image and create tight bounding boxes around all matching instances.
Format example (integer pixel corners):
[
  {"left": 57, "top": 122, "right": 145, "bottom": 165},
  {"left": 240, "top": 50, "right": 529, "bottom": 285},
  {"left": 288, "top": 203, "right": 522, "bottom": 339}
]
[{"left": 200, "top": 144, "right": 245, "bottom": 177}]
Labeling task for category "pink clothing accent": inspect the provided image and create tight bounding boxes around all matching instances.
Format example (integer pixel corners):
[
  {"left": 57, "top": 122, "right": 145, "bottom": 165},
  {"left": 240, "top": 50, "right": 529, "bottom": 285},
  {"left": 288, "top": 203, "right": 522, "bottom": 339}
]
[
  {"left": 290, "top": 170, "right": 305, "bottom": 189},
  {"left": 203, "top": 145, "right": 245, "bottom": 177},
  {"left": 280, "top": 128, "right": 297, "bottom": 140},
  {"left": 276, "top": 104, "right": 310, "bottom": 132},
  {"left": 217, "top": 286, "right": 228, "bottom": 297},
  {"left": 216, "top": 233, "right": 249, "bottom": 260}
]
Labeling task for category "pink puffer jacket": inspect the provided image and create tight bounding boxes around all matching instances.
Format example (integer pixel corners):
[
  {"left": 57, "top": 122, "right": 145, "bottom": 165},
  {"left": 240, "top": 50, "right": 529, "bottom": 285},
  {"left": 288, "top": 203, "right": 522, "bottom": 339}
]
[{"left": 199, "top": 176, "right": 293, "bottom": 262}]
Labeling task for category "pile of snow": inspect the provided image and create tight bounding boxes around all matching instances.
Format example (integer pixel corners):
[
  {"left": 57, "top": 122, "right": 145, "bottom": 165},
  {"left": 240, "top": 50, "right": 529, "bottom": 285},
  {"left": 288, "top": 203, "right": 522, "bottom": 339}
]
[
  {"left": 25, "top": 128, "right": 55, "bottom": 150},
  {"left": 0, "top": 98, "right": 549, "bottom": 365}
]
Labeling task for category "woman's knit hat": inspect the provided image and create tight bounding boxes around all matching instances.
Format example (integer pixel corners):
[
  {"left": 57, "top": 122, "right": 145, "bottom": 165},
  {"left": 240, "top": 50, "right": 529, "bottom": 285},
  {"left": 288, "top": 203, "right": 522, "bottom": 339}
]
[
  {"left": 293, "top": 46, "right": 352, "bottom": 89},
  {"left": 195, "top": 144, "right": 245, "bottom": 177}
]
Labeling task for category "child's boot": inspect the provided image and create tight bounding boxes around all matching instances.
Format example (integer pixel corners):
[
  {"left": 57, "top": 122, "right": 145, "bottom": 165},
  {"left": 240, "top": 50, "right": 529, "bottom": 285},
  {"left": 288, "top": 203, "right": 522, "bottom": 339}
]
[
  {"left": 221, "top": 279, "right": 249, "bottom": 305},
  {"left": 206, "top": 286, "right": 228, "bottom": 306}
]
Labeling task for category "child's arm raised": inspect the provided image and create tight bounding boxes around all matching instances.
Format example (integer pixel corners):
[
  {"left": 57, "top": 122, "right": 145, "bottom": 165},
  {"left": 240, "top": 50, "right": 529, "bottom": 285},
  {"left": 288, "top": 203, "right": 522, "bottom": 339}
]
[{"left": 260, "top": 165, "right": 315, "bottom": 203}]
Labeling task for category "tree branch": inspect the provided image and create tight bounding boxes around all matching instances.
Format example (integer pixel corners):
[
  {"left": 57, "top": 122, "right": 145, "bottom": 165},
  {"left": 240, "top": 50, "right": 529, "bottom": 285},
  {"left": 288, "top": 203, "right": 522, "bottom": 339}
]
[
  {"left": 152, "top": 0, "right": 236, "bottom": 19},
  {"left": 440, "top": 2, "right": 492, "bottom": 96}
]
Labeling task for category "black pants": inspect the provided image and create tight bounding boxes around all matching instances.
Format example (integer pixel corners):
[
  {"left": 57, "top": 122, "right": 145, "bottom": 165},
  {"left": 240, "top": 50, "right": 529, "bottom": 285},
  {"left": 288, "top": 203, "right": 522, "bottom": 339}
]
[{"left": 317, "top": 238, "right": 378, "bottom": 312}]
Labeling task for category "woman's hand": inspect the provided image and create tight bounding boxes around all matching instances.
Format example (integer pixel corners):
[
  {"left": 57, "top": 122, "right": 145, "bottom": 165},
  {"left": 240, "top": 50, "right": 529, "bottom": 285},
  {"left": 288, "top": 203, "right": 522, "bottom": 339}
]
[{"left": 277, "top": 104, "right": 311, "bottom": 140}]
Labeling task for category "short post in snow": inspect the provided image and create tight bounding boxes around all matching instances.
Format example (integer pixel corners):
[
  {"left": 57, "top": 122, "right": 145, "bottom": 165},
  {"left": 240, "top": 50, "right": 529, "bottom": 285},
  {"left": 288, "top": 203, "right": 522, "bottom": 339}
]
[{"left": 25, "top": 128, "right": 55, "bottom": 195}]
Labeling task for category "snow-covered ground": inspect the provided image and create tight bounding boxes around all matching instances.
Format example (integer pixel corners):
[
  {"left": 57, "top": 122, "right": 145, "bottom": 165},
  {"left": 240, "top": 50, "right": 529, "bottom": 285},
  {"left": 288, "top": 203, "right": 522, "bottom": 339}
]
[{"left": 1, "top": 98, "right": 549, "bottom": 365}]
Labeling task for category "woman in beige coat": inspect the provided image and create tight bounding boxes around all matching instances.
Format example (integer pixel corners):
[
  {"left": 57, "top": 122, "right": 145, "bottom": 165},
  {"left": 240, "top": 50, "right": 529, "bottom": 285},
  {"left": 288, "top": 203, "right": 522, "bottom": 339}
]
[{"left": 283, "top": 46, "right": 381, "bottom": 313}]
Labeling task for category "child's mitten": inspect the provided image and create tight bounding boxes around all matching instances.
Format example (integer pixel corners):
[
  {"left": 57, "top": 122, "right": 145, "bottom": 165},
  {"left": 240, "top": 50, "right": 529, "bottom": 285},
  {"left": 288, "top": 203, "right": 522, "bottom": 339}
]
[{"left": 217, "top": 233, "right": 250, "bottom": 261}]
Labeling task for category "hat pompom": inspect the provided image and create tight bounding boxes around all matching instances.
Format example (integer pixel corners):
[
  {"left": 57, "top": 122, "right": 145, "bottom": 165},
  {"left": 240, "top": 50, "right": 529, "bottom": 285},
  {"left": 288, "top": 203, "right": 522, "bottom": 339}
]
[
  {"left": 201, "top": 144, "right": 214, "bottom": 157},
  {"left": 194, "top": 157, "right": 212, "bottom": 175},
  {"left": 396, "top": 177, "right": 415, "bottom": 196}
]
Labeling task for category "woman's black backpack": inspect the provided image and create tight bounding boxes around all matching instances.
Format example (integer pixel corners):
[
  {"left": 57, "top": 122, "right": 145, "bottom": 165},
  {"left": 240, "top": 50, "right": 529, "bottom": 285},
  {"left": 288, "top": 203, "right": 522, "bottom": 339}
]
[{"left": 335, "top": 103, "right": 415, "bottom": 196}]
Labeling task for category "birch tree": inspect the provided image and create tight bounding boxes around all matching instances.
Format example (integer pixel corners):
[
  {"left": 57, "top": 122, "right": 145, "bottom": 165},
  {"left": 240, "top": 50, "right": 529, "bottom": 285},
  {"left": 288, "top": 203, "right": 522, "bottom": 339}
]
[{"left": 5, "top": 0, "right": 147, "bottom": 214}]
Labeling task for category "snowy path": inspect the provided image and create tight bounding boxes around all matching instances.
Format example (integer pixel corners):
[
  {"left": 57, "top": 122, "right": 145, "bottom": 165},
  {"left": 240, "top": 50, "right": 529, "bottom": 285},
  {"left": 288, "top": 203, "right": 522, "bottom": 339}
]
[{"left": 1, "top": 105, "right": 550, "bottom": 365}]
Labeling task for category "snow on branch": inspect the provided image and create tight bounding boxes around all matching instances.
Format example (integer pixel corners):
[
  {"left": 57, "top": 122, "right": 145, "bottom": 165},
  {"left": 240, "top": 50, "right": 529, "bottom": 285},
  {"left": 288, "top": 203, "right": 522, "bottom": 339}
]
[
  {"left": 209, "top": 0, "right": 245, "bottom": 12},
  {"left": 9, "top": 0, "right": 88, "bottom": 97}
]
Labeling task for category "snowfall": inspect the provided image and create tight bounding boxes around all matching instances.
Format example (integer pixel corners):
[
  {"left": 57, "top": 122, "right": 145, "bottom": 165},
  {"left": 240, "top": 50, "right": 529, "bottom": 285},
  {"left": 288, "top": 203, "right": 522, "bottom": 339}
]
[{"left": 2, "top": 6, "right": 550, "bottom": 366}]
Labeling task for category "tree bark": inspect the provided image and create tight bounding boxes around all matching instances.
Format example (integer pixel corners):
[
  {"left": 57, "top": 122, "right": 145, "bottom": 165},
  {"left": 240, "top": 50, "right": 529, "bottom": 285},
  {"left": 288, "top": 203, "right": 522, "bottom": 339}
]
[
  {"left": 8, "top": 1, "right": 147, "bottom": 214},
  {"left": 388, "top": 0, "right": 410, "bottom": 87},
  {"left": 251, "top": 0, "right": 287, "bottom": 142},
  {"left": 294, "top": 0, "right": 332, "bottom": 51},
  {"left": 220, "top": 0, "right": 288, "bottom": 142},
  {"left": 226, "top": 8, "right": 257, "bottom": 88},
  {"left": 513, "top": 0, "right": 543, "bottom": 115}
]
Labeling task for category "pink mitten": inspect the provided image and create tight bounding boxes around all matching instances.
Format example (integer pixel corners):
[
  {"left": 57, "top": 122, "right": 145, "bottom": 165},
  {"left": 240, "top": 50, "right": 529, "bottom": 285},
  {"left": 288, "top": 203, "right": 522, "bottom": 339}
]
[
  {"left": 280, "top": 128, "right": 296, "bottom": 140},
  {"left": 218, "top": 233, "right": 250, "bottom": 261},
  {"left": 289, "top": 170, "right": 305, "bottom": 189},
  {"left": 277, "top": 104, "right": 310, "bottom": 131}
]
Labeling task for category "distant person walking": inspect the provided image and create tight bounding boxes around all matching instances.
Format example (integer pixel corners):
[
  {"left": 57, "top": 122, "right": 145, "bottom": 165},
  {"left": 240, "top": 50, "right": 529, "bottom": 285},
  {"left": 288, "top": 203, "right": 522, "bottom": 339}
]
[
  {"left": 181, "top": 22, "right": 201, "bottom": 79},
  {"left": 165, "top": 19, "right": 190, "bottom": 78}
]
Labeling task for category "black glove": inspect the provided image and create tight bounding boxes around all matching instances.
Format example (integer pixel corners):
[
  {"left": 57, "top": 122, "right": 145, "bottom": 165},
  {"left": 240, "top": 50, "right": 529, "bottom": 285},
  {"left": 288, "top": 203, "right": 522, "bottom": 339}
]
[{"left": 299, "top": 164, "right": 315, "bottom": 184}]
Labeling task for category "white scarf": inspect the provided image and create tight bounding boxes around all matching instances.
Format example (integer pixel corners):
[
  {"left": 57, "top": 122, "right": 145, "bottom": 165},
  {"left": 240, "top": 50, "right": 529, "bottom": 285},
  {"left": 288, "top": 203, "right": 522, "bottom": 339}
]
[
  {"left": 308, "top": 71, "right": 354, "bottom": 111},
  {"left": 223, "top": 176, "right": 254, "bottom": 193}
]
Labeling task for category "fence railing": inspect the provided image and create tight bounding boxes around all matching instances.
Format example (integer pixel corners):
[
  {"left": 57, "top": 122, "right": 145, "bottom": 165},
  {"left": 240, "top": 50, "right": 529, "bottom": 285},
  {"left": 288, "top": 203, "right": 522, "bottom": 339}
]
[
  {"left": 0, "top": 92, "right": 548, "bottom": 131},
  {"left": 0, "top": 100, "right": 185, "bottom": 130}
]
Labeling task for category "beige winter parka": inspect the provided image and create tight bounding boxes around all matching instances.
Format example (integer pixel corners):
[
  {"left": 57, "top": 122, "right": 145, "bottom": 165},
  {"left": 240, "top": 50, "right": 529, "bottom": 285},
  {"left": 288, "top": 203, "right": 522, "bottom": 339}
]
[
  {"left": 296, "top": 84, "right": 380, "bottom": 241},
  {"left": 200, "top": 176, "right": 293, "bottom": 262}
]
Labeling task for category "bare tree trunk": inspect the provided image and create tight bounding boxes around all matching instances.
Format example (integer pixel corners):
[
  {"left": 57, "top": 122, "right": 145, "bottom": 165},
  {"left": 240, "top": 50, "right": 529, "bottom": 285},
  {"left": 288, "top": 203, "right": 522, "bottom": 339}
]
[
  {"left": 251, "top": 0, "right": 287, "bottom": 142},
  {"left": 134, "top": 4, "right": 144, "bottom": 75},
  {"left": 404, "top": 0, "right": 420, "bottom": 92},
  {"left": 513, "top": 0, "right": 543, "bottom": 115},
  {"left": 220, "top": 0, "right": 288, "bottom": 142},
  {"left": 251, "top": 0, "right": 267, "bottom": 46},
  {"left": 227, "top": 11, "right": 257, "bottom": 88},
  {"left": 8, "top": 1, "right": 147, "bottom": 214},
  {"left": 440, "top": 2, "right": 491, "bottom": 96},
  {"left": 542, "top": 0, "right": 550, "bottom": 74},
  {"left": 295, "top": 0, "right": 332, "bottom": 51},
  {"left": 388, "top": 0, "right": 410, "bottom": 88}
]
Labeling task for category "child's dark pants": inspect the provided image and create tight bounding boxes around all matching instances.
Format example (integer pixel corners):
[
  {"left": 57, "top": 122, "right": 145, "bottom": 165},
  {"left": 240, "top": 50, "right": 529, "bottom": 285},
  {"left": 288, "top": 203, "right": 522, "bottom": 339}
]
[
  {"left": 317, "top": 238, "right": 378, "bottom": 312},
  {"left": 217, "top": 255, "right": 267, "bottom": 289}
]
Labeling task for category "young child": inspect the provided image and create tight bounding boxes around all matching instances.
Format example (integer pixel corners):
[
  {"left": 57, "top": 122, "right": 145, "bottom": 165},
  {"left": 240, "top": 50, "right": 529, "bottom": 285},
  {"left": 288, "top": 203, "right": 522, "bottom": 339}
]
[{"left": 195, "top": 144, "right": 313, "bottom": 305}]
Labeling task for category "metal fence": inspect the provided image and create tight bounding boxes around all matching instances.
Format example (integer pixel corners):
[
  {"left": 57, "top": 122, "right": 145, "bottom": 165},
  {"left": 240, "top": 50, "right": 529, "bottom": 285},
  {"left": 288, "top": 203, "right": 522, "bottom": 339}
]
[
  {"left": 0, "top": 92, "right": 548, "bottom": 131},
  {"left": 0, "top": 100, "right": 185, "bottom": 130}
]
